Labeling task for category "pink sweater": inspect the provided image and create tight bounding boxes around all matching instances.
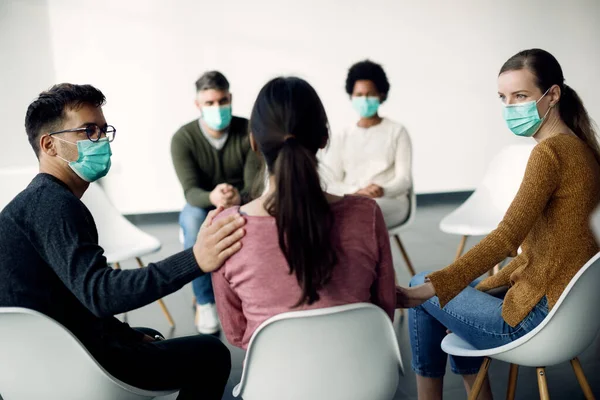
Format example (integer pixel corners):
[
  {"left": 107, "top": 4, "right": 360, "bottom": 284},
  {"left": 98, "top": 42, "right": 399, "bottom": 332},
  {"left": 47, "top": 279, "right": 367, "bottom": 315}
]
[{"left": 212, "top": 195, "right": 396, "bottom": 349}]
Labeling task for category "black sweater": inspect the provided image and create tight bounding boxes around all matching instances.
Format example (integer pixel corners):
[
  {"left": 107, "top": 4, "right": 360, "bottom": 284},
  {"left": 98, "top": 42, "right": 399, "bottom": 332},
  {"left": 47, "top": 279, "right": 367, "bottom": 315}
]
[{"left": 0, "top": 173, "right": 202, "bottom": 360}]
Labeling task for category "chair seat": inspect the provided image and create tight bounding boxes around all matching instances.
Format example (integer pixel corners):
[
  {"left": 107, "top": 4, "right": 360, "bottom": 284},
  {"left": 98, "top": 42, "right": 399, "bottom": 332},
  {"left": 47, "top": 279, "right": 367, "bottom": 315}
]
[
  {"left": 441, "top": 333, "right": 543, "bottom": 366},
  {"left": 0, "top": 307, "right": 177, "bottom": 400},
  {"left": 439, "top": 218, "right": 501, "bottom": 237},
  {"left": 104, "top": 238, "right": 161, "bottom": 265},
  {"left": 441, "top": 252, "right": 600, "bottom": 368},
  {"left": 441, "top": 333, "right": 483, "bottom": 357}
]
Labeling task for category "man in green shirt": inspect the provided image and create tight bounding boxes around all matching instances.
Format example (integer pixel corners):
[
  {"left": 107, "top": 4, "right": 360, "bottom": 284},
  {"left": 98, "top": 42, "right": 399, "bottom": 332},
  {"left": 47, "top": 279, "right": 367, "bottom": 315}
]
[{"left": 171, "top": 71, "right": 260, "bottom": 334}]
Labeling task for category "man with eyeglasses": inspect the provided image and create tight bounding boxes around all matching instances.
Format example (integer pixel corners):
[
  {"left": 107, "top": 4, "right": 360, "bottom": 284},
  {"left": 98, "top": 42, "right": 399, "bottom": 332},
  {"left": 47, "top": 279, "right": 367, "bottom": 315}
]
[
  {"left": 0, "top": 83, "right": 243, "bottom": 399},
  {"left": 171, "top": 71, "right": 261, "bottom": 334}
]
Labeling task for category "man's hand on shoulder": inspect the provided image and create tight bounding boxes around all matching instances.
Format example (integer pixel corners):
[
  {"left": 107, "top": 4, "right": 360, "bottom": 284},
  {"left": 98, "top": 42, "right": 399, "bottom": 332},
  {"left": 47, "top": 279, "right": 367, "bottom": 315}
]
[{"left": 193, "top": 206, "right": 246, "bottom": 273}]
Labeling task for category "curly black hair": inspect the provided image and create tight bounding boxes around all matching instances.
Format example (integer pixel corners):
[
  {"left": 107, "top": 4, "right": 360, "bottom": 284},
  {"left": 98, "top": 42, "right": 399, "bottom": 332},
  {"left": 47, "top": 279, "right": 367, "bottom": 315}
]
[
  {"left": 25, "top": 83, "right": 106, "bottom": 158},
  {"left": 345, "top": 60, "right": 390, "bottom": 102}
]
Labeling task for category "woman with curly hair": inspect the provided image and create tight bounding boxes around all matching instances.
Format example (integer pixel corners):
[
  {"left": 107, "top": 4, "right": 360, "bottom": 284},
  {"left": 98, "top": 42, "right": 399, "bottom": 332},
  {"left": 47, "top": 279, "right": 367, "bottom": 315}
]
[{"left": 320, "top": 59, "right": 413, "bottom": 228}]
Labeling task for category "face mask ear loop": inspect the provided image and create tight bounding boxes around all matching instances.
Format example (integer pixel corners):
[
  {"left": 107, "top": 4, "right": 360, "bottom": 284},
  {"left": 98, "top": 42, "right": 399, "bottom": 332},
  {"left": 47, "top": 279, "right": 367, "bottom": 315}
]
[
  {"left": 56, "top": 155, "right": 70, "bottom": 164},
  {"left": 541, "top": 103, "right": 553, "bottom": 120},
  {"left": 538, "top": 86, "right": 555, "bottom": 120},
  {"left": 536, "top": 87, "right": 552, "bottom": 104},
  {"left": 50, "top": 136, "right": 76, "bottom": 163}
]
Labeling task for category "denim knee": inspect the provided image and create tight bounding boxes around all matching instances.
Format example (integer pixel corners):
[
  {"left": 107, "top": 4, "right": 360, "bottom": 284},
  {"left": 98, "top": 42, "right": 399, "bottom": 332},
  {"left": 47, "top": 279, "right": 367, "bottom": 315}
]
[{"left": 179, "top": 205, "right": 208, "bottom": 231}]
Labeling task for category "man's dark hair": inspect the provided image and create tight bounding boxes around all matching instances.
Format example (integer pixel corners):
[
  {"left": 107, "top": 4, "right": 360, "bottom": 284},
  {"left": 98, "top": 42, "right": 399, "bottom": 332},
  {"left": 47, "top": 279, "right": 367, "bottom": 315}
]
[
  {"left": 24, "top": 83, "right": 106, "bottom": 158},
  {"left": 345, "top": 60, "right": 391, "bottom": 102},
  {"left": 195, "top": 71, "right": 230, "bottom": 92}
]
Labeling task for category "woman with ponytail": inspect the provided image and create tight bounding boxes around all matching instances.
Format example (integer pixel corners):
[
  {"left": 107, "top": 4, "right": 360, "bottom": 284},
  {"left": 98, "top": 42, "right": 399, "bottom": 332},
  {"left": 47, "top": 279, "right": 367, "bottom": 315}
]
[
  {"left": 396, "top": 48, "right": 600, "bottom": 399},
  {"left": 211, "top": 77, "right": 395, "bottom": 350}
]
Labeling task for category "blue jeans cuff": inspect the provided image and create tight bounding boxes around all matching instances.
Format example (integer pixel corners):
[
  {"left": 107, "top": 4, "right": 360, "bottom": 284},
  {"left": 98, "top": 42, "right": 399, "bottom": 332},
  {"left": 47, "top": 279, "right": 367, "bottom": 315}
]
[
  {"left": 411, "top": 362, "right": 445, "bottom": 378},
  {"left": 451, "top": 366, "right": 482, "bottom": 375}
]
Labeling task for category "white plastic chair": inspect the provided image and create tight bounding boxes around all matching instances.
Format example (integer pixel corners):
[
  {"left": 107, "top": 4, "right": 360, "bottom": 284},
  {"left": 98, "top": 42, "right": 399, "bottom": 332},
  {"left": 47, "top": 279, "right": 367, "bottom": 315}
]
[
  {"left": 233, "top": 303, "right": 403, "bottom": 400},
  {"left": 0, "top": 307, "right": 177, "bottom": 400},
  {"left": 388, "top": 188, "right": 417, "bottom": 277},
  {"left": 441, "top": 252, "right": 600, "bottom": 400},
  {"left": 81, "top": 182, "right": 175, "bottom": 327},
  {"left": 0, "top": 166, "right": 38, "bottom": 212},
  {"left": 439, "top": 144, "right": 535, "bottom": 263}
]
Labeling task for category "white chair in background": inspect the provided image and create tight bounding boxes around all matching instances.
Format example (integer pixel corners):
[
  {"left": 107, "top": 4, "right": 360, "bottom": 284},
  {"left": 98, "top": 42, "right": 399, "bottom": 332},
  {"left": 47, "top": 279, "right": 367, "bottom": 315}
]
[
  {"left": 388, "top": 187, "right": 417, "bottom": 277},
  {"left": 439, "top": 143, "right": 535, "bottom": 270},
  {"left": 81, "top": 182, "right": 175, "bottom": 327},
  {"left": 233, "top": 303, "right": 403, "bottom": 400},
  {"left": 441, "top": 252, "right": 600, "bottom": 400},
  {"left": 0, "top": 307, "right": 177, "bottom": 400},
  {"left": 0, "top": 166, "right": 38, "bottom": 211}
]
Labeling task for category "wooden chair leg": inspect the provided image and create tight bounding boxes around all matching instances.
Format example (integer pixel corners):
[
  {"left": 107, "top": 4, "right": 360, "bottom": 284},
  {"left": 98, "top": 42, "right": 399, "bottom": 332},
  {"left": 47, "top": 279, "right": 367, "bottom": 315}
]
[
  {"left": 135, "top": 257, "right": 175, "bottom": 328},
  {"left": 156, "top": 299, "right": 175, "bottom": 327},
  {"left": 455, "top": 235, "right": 468, "bottom": 261},
  {"left": 393, "top": 235, "right": 416, "bottom": 276},
  {"left": 506, "top": 364, "right": 518, "bottom": 400},
  {"left": 571, "top": 358, "right": 595, "bottom": 399},
  {"left": 537, "top": 367, "right": 550, "bottom": 400},
  {"left": 469, "top": 357, "right": 492, "bottom": 400}
]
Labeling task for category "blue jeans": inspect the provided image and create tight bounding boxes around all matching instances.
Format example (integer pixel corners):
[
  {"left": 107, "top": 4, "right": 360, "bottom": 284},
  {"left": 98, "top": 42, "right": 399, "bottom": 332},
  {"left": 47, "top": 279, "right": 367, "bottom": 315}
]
[
  {"left": 408, "top": 271, "right": 549, "bottom": 378},
  {"left": 179, "top": 204, "right": 214, "bottom": 305}
]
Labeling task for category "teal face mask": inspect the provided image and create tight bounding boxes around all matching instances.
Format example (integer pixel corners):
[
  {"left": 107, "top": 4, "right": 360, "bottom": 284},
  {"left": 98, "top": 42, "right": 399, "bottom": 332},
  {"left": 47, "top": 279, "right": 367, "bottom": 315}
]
[
  {"left": 503, "top": 89, "right": 551, "bottom": 137},
  {"left": 352, "top": 96, "right": 380, "bottom": 118},
  {"left": 202, "top": 105, "right": 232, "bottom": 131},
  {"left": 56, "top": 137, "right": 112, "bottom": 182}
]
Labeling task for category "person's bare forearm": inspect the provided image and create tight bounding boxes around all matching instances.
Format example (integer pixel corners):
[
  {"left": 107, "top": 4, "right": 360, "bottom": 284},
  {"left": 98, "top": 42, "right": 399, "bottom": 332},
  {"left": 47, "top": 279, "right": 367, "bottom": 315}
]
[{"left": 396, "top": 282, "right": 436, "bottom": 308}]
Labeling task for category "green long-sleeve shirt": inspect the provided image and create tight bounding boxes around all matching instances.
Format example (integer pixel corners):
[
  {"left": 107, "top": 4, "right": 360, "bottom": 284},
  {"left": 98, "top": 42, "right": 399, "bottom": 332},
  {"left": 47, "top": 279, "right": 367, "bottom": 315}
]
[{"left": 171, "top": 117, "right": 261, "bottom": 209}]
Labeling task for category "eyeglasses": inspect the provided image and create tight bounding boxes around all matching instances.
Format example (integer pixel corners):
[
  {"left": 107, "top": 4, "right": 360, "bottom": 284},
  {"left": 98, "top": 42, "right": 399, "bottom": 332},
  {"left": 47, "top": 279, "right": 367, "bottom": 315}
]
[{"left": 48, "top": 124, "right": 116, "bottom": 143}]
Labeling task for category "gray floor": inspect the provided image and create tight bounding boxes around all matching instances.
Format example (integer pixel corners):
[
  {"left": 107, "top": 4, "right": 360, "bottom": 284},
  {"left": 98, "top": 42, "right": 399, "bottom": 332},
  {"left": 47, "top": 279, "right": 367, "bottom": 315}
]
[{"left": 112, "top": 200, "right": 599, "bottom": 399}]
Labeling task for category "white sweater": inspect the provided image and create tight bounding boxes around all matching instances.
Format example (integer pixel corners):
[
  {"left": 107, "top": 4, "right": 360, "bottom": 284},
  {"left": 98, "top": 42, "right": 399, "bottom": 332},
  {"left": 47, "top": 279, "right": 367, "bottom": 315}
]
[{"left": 319, "top": 118, "right": 412, "bottom": 198}]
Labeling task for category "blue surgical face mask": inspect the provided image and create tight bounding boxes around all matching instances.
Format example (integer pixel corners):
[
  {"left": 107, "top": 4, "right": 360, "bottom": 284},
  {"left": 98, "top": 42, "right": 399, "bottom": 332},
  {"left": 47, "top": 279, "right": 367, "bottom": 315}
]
[
  {"left": 503, "top": 88, "right": 552, "bottom": 137},
  {"left": 55, "top": 137, "right": 112, "bottom": 182},
  {"left": 202, "top": 105, "right": 232, "bottom": 131},
  {"left": 352, "top": 96, "right": 380, "bottom": 118}
]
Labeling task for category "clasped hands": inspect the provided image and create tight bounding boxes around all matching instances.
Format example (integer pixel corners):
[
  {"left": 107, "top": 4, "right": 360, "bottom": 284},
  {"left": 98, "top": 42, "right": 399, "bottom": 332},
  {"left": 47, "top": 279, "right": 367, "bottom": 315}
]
[
  {"left": 355, "top": 183, "right": 384, "bottom": 198},
  {"left": 210, "top": 183, "right": 241, "bottom": 208}
]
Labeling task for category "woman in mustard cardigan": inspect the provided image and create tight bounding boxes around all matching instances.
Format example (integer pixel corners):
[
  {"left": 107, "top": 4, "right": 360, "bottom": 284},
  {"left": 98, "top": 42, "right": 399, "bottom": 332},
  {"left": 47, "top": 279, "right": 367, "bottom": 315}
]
[{"left": 396, "top": 48, "right": 600, "bottom": 399}]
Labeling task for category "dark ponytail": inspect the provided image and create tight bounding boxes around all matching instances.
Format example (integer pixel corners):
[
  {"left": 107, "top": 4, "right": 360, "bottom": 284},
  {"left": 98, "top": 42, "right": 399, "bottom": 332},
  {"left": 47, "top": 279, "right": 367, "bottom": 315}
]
[
  {"left": 500, "top": 48, "right": 600, "bottom": 163},
  {"left": 250, "top": 77, "right": 337, "bottom": 306},
  {"left": 559, "top": 84, "right": 600, "bottom": 164}
]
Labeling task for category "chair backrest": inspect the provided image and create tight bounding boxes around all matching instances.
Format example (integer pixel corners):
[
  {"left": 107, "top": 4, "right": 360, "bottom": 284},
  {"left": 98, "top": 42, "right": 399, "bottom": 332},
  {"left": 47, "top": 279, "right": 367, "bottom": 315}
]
[
  {"left": 439, "top": 143, "right": 535, "bottom": 235},
  {"left": 0, "top": 166, "right": 38, "bottom": 212},
  {"left": 0, "top": 307, "right": 175, "bottom": 400},
  {"left": 478, "top": 143, "right": 535, "bottom": 210},
  {"left": 80, "top": 182, "right": 161, "bottom": 263},
  {"left": 233, "top": 303, "right": 402, "bottom": 400},
  {"left": 405, "top": 185, "right": 417, "bottom": 227},
  {"left": 396, "top": 136, "right": 417, "bottom": 230},
  {"left": 490, "top": 252, "right": 600, "bottom": 367}
]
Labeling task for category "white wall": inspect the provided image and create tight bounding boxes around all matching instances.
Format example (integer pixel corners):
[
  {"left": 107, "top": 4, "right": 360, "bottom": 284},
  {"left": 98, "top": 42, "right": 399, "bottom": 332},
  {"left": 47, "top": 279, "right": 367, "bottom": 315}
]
[
  {"left": 0, "top": 0, "right": 55, "bottom": 168},
  {"left": 3, "top": 0, "right": 600, "bottom": 214}
]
